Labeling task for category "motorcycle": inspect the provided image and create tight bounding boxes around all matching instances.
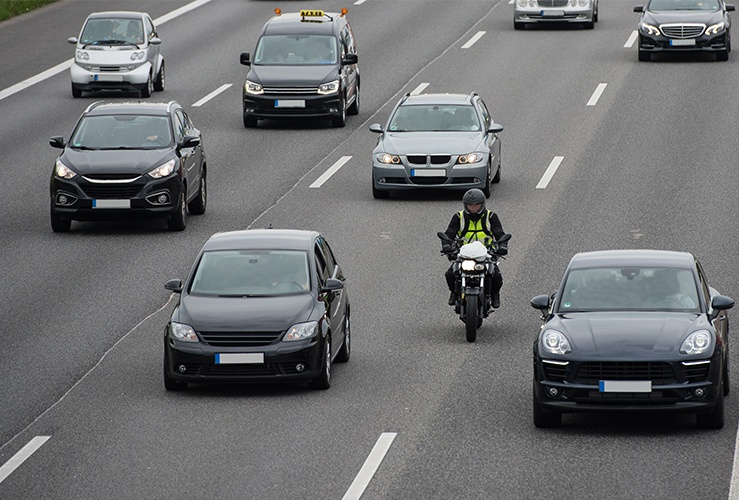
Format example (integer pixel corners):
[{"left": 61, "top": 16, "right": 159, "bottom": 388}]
[{"left": 437, "top": 232, "right": 512, "bottom": 342}]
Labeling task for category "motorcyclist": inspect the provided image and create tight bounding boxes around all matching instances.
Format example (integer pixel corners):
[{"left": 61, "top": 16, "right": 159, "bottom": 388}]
[{"left": 442, "top": 188, "right": 508, "bottom": 309}]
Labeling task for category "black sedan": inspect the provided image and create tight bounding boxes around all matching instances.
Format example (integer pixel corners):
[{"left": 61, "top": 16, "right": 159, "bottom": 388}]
[
  {"left": 531, "top": 250, "right": 734, "bottom": 428},
  {"left": 635, "top": 0, "right": 735, "bottom": 61},
  {"left": 49, "top": 101, "right": 206, "bottom": 232},
  {"left": 162, "top": 229, "right": 350, "bottom": 391}
]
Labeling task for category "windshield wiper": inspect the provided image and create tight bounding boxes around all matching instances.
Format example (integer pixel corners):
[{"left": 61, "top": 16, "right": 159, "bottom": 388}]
[
  {"left": 71, "top": 145, "right": 97, "bottom": 150},
  {"left": 217, "top": 293, "right": 271, "bottom": 298}
]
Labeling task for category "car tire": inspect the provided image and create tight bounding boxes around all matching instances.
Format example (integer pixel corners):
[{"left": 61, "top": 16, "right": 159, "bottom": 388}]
[
  {"left": 310, "top": 336, "right": 332, "bottom": 390},
  {"left": 50, "top": 206, "right": 71, "bottom": 233},
  {"left": 717, "top": 49, "right": 729, "bottom": 61},
  {"left": 514, "top": 22, "right": 525, "bottom": 30},
  {"left": 187, "top": 173, "right": 207, "bottom": 215},
  {"left": 71, "top": 83, "right": 82, "bottom": 98},
  {"left": 724, "top": 347, "right": 730, "bottom": 396},
  {"left": 493, "top": 153, "right": 502, "bottom": 184},
  {"left": 243, "top": 114, "right": 258, "bottom": 128},
  {"left": 696, "top": 383, "right": 724, "bottom": 429},
  {"left": 140, "top": 74, "right": 153, "bottom": 98},
  {"left": 372, "top": 184, "right": 390, "bottom": 199},
  {"left": 347, "top": 84, "right": 360, "bottom": 115},
  {"left": 638, "top": 51, "right": 651, "bottom": 62},
  {"left": 153, "top": 60, "right": 165, "bottom": 91},
  {"left": 167, "top": 190, "right": 187, "bottom": 231},
  {"left": 482, "top": 162, "right": 492, "bottom": 198},
  {"left": 163, "top": 352, "right": 187, "bottom": 391},
  {"left": 336, "top": 310, "right": 351, "bottom": 363},
  {"left": 533, "top": 382, "right": 562, "bottom": 428},
  {"left": 332, "top": 95, "right": 347, "bottom": 128}
]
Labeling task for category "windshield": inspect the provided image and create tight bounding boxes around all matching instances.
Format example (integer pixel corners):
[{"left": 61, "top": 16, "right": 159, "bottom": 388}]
[
  {"left": 70, "top": 115, "right": 173, "bottom": 150},
  {"left": 648, "top": 0, "right": 720, "bottom": 11},
  {"left": 558, "top": 266, "right": 700, "bottom": 313},
  {"left": 189, "top": 250, "right": 311, "bottom": 297},
  {"left": 254, "top": 35, "right": 338, "bottom": 65},
  {"left": 80, "top": 18, "right": 145, "bottom": 45},
  {"left": 388, "top": 105, "right": 481, "bottom": 132}
]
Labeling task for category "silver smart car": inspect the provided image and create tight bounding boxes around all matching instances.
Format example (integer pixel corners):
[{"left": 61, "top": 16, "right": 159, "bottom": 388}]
[
  {"left": 514, "top": 0, "right": 599, "bottom": 30},
  {"left": 69, "top": 11, "right": 165, "bottom": 98}
]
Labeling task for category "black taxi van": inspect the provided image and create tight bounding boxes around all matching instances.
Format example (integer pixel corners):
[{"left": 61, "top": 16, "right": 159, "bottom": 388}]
[{"left": 239, "top": 8, "right": 359, "bottom": 128}]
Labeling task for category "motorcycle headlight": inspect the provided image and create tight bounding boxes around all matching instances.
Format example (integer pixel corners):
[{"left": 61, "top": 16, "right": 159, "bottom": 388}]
[
  {"left": 541, "top": 329, "right": 571, "bottom": 355},
  {"left": 55, "top": 159, "right": 76, "bottom": 179},
  {"left": 680, "top": 330, "right": 712, "bottom": 355},
  {"left": 169, "top": 322, "right": 199, "bottom": 342},
  {"left": 283, "top": 321, "right": 319, "bottom": 341},
  {"left": 461, "top": 260, "right": 477, "bottom": 271},
  {"left": 317, "top": 80, "right": 339, "bottom": 95},
  {"left": 76, "top": 51, "right": 89, "bottom": 61},
  {"left": 640, "top": 22, "right": 661, "bottom": 36},
  {"left": 245, "top": 80, "right": 263, "bottom": 95},
  {"left": 706, "top": 22, "right": 725, "bottom": 35},
  {"left": 457, "top": 153, "right": 484, "bottom": 164},
  {"left": 377, "top": 153, "right": 401, "bottom": 164},
  {"left": 148, "top": 158, "right": 176, "bottom": 179}
]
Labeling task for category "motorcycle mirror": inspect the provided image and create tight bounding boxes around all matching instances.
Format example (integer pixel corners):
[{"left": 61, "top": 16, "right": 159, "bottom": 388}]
[
  {"left": 498, "top": 233, "right": 512, "bottom": 244},
  {"left": 437, "top": 232, "right": 452, "bottom": 242}
]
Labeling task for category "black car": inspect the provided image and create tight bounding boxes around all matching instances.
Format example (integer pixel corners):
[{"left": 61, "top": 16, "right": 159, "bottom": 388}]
[
  {"left": 49, "top": 101, "right": 206, "bottom": 232},
  {"left": 162, "top": 229, "right": 351, "bottom": 391},
  {"left": 635, "top": 0, "right": 735, "bottom": 61},
  {"left": 239, "top": 8, "right": 360, "bottom": 128},
  {"left": 531, "top": 250, "right": 734, "bottom": 428}
]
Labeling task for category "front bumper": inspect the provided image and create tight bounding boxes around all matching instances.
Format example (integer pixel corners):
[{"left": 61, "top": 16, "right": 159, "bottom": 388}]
[
  {"left": 514, "top": 7, "right": 594, "bottom": 23},
  {"left": 638, "top": 32, "right": 729, "bottom": 53},
  {"left": 372, "top": 160, "right": 489, "bottom": 193},
  {"left": 70, "top": 61, "right": 151, "bottom": 90},
  {"left": 50, "top": 174, "right": 181, "bottom": 222},
  {"left": 243, "top": 92, "right": 342, "bottom": 120}
]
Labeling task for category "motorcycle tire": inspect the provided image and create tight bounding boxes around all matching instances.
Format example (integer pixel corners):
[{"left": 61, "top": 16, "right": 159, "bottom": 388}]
[{"left": 465, "top": 295, "right": 478, "bottom": 343}]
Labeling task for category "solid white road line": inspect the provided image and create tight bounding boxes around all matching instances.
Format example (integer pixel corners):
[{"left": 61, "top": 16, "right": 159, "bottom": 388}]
[
  {"left": 461, "top": 31, "right": 486, "bottom": 49},
  {"left": 624, "top": 30, "right": 638, "bottom": 48},
  {"left": 586, "top": 83, "right": 607, "bottom": 106},
  {"left": 192, "top": 84, "right": 232, "bottom": 107},
  {"left": 342, "top": 432, "right": 397, "bottom": 500},
  {"left": 536, "top": 156, "right": 564, "bottom": 189},
  {"left": 0, "top": 0, "right": 213, "bottom": 103},
  {"left": 509, "top": 0, "right": 514, "bottom": 4},
  {"left": 410, "top": 82, "right": 430, "bottom": 95},
  {"left": 310, "top": 156, "right": 352, "bottom": 188},
  {"left": 0, "top": 436, "right": 50, "bottom": 484}
]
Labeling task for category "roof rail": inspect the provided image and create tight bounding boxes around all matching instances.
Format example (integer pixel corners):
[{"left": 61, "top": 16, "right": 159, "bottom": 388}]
[{"left": 84, "top": 100, "right": 106, "bottom": 113}]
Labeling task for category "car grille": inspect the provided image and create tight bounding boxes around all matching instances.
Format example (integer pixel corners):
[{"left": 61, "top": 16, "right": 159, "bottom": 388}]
[
  {"left": 406, "top": 155, "right": 452, "bottom": 165},
  {"left": 202, "top": 364, "right": 278, "bottom": 376},
  {"left": 537, "top": 0, "right": 568, "bottom": 6},
  {"left": 91, "top": 66, "right": 123, "bottom": 72},
  {"left": 81, "top": 184, "right": 143, "bottom": 198},
  {"left": 542, "top": 362, "right": 567, "bottom": 382},
  {"left": 574, "top": 361, "right": 677, "bottom": 385},
  {"left": 263, "top": 86, "right": 319, "bottom": 95},
  {"left": 683, "top": 362, "right": 710, "bottom": 382},
  {"left": 199, "top": 331, "right": 282, "bottom": 347},
  {"left": 660, "top": 24, "right": 705, "bottom": 38}
]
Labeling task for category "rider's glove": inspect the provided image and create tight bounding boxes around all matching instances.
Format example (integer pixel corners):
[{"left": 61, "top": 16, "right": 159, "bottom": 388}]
[
  {"left": 441, "top": 244, "right": 452, "bottom": 254},
  {"left": 497, "top": 245, "right": 508, "bottom": 256}
]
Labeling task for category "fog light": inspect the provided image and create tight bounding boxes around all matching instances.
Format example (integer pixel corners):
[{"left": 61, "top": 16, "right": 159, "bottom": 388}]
[
  {"left": 177, "top": 364, "right": 187, "bottom": 373},
  {"left": 158, "top": 194, "right": 168, "bottom": 204},
  {"left": 295, "top": 363, "right": 305, "bottom": 372},
  {"left": 379, "top": 178, "right": 386, "bottom": 184},
  {"left": 695, "top": 388, "right": 705, "bottom": 397},
  {"left": 58, "top": 195, "right": 68, "bottom": 205},
  {"left": 548, "top": 387, "right": 559, "bottom": 397}
]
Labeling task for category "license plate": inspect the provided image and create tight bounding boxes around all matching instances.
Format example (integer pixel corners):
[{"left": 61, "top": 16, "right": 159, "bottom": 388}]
[
  {"left": 93, "top": 74, "right": 123, "bottom": 82},
  {"left": 599, "top": 380, "right": 652, "bottom": 393},
  {"left": 541, "top": 9, "right": 565, "bottom": 17},
  {"left": 670, "top": 39, "right": 696, "bottom": 46},
  {"left": 410, "top": 168, "right": 445, "bottom": 177},
  {"left": 275, "top": 100, "right": 305, "bottom": 108},
  {"left": 215, "top": 353, "right": 264, "bottom": 364},
  {"left": 92, "top": 199, "right": 130, "bottom": 209}
]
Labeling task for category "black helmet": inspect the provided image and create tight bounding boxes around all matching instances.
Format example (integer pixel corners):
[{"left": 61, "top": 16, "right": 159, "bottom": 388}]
[{"left": 462, "top": 188, "right": 486, "bottom": 219}]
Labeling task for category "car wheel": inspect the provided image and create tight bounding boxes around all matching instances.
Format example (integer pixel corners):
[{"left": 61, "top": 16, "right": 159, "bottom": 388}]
[
  {"left": 310, "top": 336, "right": 332, "bottom": 390},
  {"left": 724, "top": 346, "right": 730, "bottom": 396},
  {"left": 50, "top": 205, "right": 71, "bottom": 233},
  {"left": 514, "top": 22, "right": 525, "bottom": 30},
  {"left": 594, "top": 5, "right": 598, "bottom": 22},
  {"left": 482, "top": 162, "right": 491, "bottom": 198},
  {"left": 717, "top": 49, "right": 729, "bottom": 61},
  {"left": 492, "top": 156, "right": 501, "bottom": 184},
  {"left": 696, "top": 383, "right": 724, "bottom": 429},
  {"left": 167, "top": 190, "right": 187, "bottom": 231},
  {"left": 187, "top": 173, "right": 207, "bottom": 215},
  {"left": 153, "top": 60, "right": 165, "bottom": 91},
  {"left": 347, "top": 84, "right": 360, "bottom": 115},
  {"left": 332, "top": 95, "right": 347, "bottom": 128},
  {"left": 638, "top": 50, "right": 651, "bottom": 62},
  {"left": 372, "top": 172, "right": 390, "bottom": 199},
  {"left": 140, "top": 74, "right": 153, "bottom": 98},
  {"left": 336, "top": 310, "right": 351, "bottom": 363},
  {"left": 163, "top": 352, "right": 187, "bottom": 391},
  {"left": 243, "top": 114, "right": 258, "bottom": 128},
  {"left": 533, "top": 382, "right": 562, "bottom": 428},
  {"left": 71, "top": 83, "right": 82, "bottom": 98}
]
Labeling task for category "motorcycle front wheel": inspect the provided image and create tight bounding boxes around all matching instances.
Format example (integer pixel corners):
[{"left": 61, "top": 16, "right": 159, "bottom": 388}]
[{"left": 465, "top": 295, "right": 478, "bottom": 343}]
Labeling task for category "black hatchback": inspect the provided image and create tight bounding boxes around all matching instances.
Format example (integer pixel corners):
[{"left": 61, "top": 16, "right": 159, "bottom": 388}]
[{"left": 49, "top": 101, "right": 206, "bottom": 232}]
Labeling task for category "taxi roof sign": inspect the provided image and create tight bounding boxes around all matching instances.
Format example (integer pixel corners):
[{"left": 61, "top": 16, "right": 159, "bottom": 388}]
[{"left": 300, "top": 9, "right": 325, "bottom": 18}]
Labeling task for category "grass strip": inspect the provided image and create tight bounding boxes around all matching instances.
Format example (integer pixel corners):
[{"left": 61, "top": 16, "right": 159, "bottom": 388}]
[{"left": 0, "top": 0, "right": 59, "bottom": 23}]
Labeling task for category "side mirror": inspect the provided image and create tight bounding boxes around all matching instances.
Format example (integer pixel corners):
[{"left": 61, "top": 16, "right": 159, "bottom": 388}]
[
  {"left": 341, "top": 54, "right": 358, "bottom": 65},
  {"left": 240, "top": 52, "right": 251, "bottom": 66},
  {"left": 369, "top": 123, "right": 384, "bottom": 133},
  {"left": 181, "top": 135, "right": 201, "bottom": 148},
  {"left": 149, "top": 37, "right": 162, "bottom": 45},
  {"left": 49, "top": 136, "right": 66, "bottom": 149},
  {"left": 488, "top": 123, "right": 504, "bottom": 134},
  {"left": 165, "top": 279, "right": 183, "bottom": 293},
  {"left": 530, "top": 294, "right": 550, "bottom": 311},
  {"left": 727, "top": 4, "right": 736, "bottom": 11},
  {"left": 712, "top": 294, "right": 735, "bottom": 310},
  {"left": 634, "top": 5, "right": 644, "bottom": 12},
  {"left": 321, "top": 278, "right": 344, "bottom": 293},
  {"left": 67, "top": 37, "right": 78, "bottom": 45}
]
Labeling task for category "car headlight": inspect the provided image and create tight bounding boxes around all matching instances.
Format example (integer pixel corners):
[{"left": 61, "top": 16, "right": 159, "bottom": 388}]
[
  {"left": 55, "top": 159, "right": 76, "bottom": 179},
  {"left": 245, "top": 80, "right": 264, "bottom": 95},
  {"left": 516, "top": 0, "right": 528, "bottom": 6},
  {"left": 148, "top": 158, "right": 176, "bottom": 178},
  {"left": 76, "top": 51, "right": 89, "bottom": 61},
  {"left": 169, "top": 322, "right": 199, "bottom": 342},
  {"left": 640, "top": 22, "right": 661, "bottom": 36},
  {"left": 577, "top": 0, "right": 590, "bottom": 6},
  {"left": 680, "top": 330, "right": 712, "bottom": 355},
  {"left": 457, "top": 153, "right": 484, "bottom": 164},
  {"left": 541, "top": 329, "right": 571, "bottom": 355},
  {"left": 706, "top": 22, "right": 725, "bottom": 35},
  {"left": 283, "top": 321, "right": 318, "bottom": 341},
  {"left": 317, "top": 80, "right": 339, "bottom": 95},
  {"left": 377, "top": 153, "right": 401, "bottom": 164},
  {"left": 130, "top": 51, "right": 146, "bottom": 61}
]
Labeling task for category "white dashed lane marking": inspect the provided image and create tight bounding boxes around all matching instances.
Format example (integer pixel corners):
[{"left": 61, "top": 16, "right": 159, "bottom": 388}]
[
  {"left": 310, "top": 156, "right": 353, "bottom": 188},
  {"left": 587, "top": 83, "right": 607, "bottom": 106},
  {"left": 0, "top": 436, "right": 50, "bottom": 484},
  {"left": 625, "top": 30, "right": 638, "bottom": 48},
  {"left": 461, "top": 31, "right": 486, "bottom": 49},
  {"left": 342, "top": 433, "right": 397, "bottom": 500},
  {"left": 536, "top": 156, "right": 564, "bottom": 189},
  {"left": 192, "top": 84, "right": 232, "bottom": 107},
  {"left": 410, "top": 82, "right": 430, "bottom": 95}
]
